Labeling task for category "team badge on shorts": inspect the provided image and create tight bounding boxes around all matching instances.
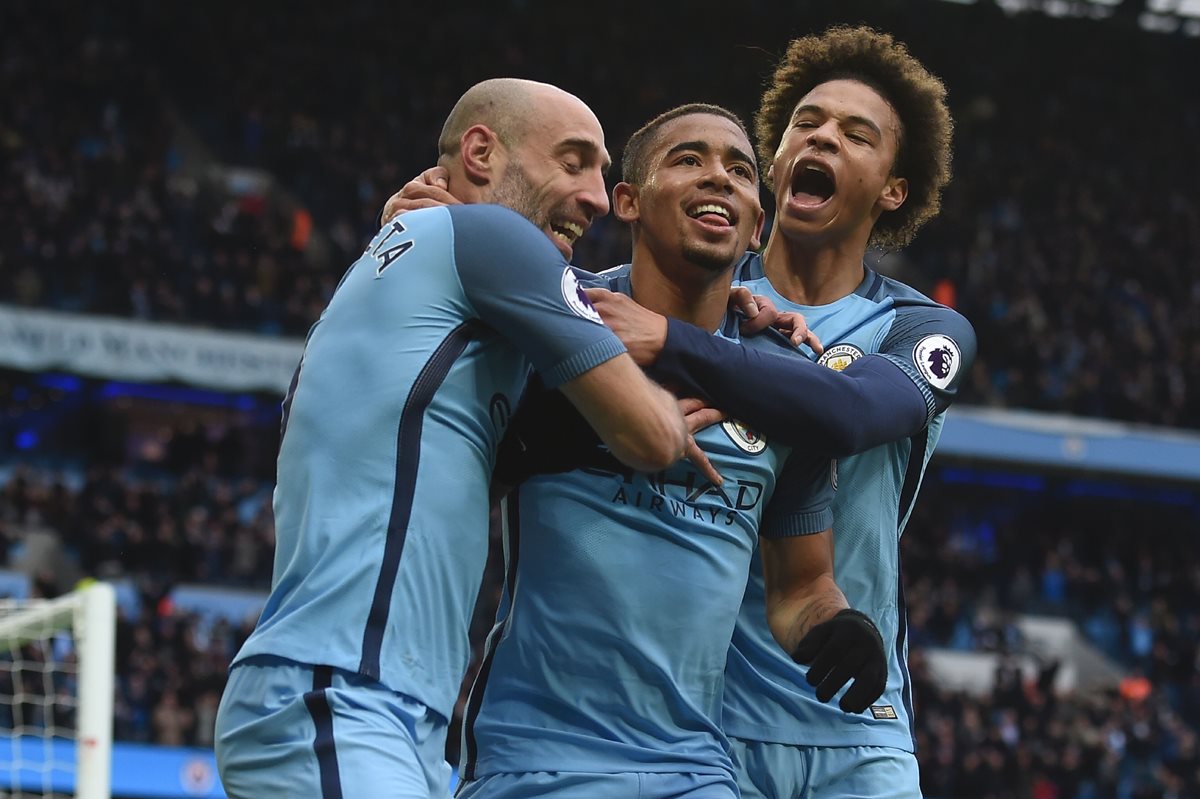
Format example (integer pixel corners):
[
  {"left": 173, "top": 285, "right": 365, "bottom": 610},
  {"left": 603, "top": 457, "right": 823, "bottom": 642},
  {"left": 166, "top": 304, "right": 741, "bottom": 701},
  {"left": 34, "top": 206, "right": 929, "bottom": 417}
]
[
  {"left": 561, "top": 268, "right": 604, "bottom": 324},
  {"left": 817, "top": 344, "right": 864, "bottom": 372},
  {"left": 722, "top": 420, "right": 767, "bottom": 454},
  {"left": 912, "top": 334, "right": 962, "bottom": 390}
]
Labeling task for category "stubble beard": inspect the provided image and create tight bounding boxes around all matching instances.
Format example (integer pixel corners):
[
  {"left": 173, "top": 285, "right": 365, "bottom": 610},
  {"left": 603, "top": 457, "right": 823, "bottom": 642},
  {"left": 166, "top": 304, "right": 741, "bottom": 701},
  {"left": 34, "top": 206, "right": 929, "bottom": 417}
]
[
  {"left": 490, "top": 161, "right": 548, "bottom": 231},
  {"left": 680, "top": 235, "right": 739, "bottom": 274}
]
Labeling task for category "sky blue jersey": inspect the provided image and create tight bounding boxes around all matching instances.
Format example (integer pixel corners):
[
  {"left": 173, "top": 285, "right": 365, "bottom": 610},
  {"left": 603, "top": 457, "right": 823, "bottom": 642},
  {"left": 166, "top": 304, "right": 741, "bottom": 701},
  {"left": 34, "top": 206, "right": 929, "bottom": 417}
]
[
  {"left": 723, "top": 254, "right": 977, "bottom": 751},
  {"left": 232, "top": 204, "right": 626, "bottom": 722},
  {"left": 459, "top": 265, "right": 835, "bottom": 781}
]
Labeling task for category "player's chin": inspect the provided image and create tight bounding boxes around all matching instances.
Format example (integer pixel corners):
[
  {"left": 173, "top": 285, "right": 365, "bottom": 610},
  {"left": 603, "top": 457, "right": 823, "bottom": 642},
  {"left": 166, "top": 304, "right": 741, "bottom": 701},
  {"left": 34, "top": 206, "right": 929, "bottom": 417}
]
[{"left": 682, "top": 242, "right": 741, "bottom": 273}]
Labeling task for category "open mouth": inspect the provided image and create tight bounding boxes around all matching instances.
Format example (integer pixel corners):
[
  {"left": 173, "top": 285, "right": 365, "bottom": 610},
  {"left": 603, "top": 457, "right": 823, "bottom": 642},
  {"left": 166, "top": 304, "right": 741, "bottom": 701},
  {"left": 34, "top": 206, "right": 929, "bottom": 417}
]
[
  {"left": 550, "top": 220, "right": 584, "bottom": 247},
  {"left": 686, "top": 202, "right": 734, "bottom": 227},
  {"left": 791, "top": 163, "right": 836, "bottom": 204}
]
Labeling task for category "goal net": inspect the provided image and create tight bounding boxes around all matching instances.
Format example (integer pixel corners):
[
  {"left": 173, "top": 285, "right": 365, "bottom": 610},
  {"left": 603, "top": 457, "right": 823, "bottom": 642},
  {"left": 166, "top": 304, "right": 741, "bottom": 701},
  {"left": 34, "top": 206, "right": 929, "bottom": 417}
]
[{"left": 0, "top": 582, "right": 115, "bottom": 799}]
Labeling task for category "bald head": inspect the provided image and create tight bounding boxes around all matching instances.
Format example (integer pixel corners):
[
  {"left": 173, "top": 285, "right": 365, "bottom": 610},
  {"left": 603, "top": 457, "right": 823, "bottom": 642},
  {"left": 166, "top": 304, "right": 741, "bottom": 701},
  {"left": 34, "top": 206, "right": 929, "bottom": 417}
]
[{"left": 438, "top": 78, "right": 575, "bottom": 159}]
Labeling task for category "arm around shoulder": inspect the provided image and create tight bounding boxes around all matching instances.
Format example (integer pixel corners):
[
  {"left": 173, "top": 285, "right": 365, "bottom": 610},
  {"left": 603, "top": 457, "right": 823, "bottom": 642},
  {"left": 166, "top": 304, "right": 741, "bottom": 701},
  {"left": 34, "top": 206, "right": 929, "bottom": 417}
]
[{"left": 558, "top": 353, "right": 687, "bottom": 473}]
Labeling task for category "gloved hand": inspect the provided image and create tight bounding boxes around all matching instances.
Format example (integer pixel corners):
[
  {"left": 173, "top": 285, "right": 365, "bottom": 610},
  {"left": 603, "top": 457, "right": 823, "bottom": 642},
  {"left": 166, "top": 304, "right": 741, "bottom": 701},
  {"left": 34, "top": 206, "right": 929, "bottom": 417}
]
[{"left": 792, "top": 608, "right": 887, "bottom": 714}]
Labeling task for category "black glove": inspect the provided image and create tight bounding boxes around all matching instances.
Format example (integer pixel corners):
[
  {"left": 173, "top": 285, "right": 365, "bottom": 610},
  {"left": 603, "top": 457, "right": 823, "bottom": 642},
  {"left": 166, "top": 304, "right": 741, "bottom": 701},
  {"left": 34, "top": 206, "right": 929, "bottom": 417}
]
[
  {"left": 493, "top": 377, "right": 621, "bottom": 488},
  {"left": 792, "top": 608, "right": 887, "bottom": 714}
]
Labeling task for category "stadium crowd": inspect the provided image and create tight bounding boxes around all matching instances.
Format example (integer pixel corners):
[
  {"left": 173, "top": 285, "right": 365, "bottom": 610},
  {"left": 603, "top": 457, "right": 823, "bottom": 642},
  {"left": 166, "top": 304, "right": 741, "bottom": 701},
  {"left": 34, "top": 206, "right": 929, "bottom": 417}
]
[
  {"left": 2, "top": 1, "right": 1197, "bottom": 428},
  {"left": 2, "top": 0, "right": 1198, "bottom": 796}
]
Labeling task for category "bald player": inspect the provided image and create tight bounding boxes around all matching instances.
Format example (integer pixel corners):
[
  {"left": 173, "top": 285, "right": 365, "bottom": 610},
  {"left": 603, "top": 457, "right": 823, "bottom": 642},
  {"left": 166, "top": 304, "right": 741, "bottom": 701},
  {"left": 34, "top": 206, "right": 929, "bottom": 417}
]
[{"left": 214, "top": 79, "right": 688, "bottom": 799}]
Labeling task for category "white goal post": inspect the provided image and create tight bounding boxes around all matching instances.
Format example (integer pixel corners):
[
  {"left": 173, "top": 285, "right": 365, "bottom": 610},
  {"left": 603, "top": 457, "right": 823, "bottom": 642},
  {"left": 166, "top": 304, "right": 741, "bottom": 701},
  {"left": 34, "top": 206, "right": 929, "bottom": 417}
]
[{"left": 0, "top": 581, "right": 116, "bottom": 799}]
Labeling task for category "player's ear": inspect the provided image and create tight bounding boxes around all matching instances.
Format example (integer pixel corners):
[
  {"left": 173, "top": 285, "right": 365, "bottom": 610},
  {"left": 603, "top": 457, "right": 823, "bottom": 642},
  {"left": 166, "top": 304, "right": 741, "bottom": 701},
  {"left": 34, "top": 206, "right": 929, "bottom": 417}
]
[
  {"left": 460, "top": 125, "right": 504, "bottom": 186},
  {"left": 613, "top": 182, "right": 640, "bottom": 224},
  {"left": 749, "top": 204, "right": 766, "bottom": 251},
  {"left": 877, "top": 175, "right": 908, "bottom": 213}
]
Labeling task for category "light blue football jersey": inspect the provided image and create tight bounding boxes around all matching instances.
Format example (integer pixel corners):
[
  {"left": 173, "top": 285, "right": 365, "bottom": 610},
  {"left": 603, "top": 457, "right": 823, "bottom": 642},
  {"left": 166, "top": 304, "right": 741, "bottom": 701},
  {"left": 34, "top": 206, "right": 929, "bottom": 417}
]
[
  {"left": 723, "top": 254, "right": 977, "bottom": 751},
  {"left": 460, "top": 265, "right": 835, "bottom": 781},
  {"left": 232, "top": 204, "right": 627, "bottom": 722}
]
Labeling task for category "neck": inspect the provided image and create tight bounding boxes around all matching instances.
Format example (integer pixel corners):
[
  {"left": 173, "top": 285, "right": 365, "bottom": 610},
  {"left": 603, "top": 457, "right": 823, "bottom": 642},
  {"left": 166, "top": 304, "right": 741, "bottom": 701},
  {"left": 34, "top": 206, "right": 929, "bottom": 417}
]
[
  {"left": 445, "top": 165, "right": 489, "bottom": 204},
  {"left": 760, "top": 223, "right": 871, "bottom": 306},
  {"left": 628, "top": 244, "right": 733, "bottom": 332}
]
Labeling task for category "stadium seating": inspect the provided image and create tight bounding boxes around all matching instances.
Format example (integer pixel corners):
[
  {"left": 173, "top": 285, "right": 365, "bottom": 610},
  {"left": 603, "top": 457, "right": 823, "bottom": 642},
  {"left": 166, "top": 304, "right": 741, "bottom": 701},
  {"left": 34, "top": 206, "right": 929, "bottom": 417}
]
[{"left": 1, "top": 0, "right": 1197, "bottom": 796}]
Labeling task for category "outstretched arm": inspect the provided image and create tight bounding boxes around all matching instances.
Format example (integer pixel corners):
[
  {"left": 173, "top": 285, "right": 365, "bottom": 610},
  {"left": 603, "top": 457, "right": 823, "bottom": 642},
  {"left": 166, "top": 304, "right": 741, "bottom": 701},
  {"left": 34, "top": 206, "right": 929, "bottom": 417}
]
[
  {"left": 583, "top": 287, "right": 976, "bottom": 456},
  {"left": 656, "top": 320, "right": 927, "bottom": 456}
]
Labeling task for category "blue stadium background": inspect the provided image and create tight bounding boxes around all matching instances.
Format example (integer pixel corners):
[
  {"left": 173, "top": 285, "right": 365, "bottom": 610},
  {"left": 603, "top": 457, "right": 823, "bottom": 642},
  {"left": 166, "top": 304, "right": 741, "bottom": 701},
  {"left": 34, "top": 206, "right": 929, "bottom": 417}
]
[{"left": 1, "top": 0, "right": 1198, "bottom": 796}]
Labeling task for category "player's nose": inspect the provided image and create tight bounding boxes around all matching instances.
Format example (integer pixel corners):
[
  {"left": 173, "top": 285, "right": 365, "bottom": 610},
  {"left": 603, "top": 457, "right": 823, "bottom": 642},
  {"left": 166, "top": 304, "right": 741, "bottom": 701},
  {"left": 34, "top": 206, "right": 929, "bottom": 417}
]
[
  {"left": 697, "top": 160, "right": 735, "bottom": 193},
  {"left": 807, "top": 121, "right": 840, "bottom": 153},
  {"left": 577, "top": 170, "right": 610, "bottom": 219}
]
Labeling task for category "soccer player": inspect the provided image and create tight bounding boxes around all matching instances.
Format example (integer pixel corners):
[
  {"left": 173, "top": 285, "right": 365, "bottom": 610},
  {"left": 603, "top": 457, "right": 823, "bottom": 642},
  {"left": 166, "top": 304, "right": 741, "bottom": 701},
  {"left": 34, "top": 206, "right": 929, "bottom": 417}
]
[
  {"left": 453, "top": 105, "right": 886, "bottom": 799},
  {"left": 584, "top": 27, "right": 976, "bottom": 799},
  {"left": 213, "top": 79, "right": 688, "bottom": 799}
]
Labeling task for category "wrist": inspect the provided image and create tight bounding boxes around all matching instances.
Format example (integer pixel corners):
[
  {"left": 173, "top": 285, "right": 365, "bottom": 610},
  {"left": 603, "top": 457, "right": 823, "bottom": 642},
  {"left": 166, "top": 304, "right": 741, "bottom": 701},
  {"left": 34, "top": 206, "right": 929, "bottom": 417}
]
[{"left": 648, "top": 314, "right": 668, "bottom": 362}]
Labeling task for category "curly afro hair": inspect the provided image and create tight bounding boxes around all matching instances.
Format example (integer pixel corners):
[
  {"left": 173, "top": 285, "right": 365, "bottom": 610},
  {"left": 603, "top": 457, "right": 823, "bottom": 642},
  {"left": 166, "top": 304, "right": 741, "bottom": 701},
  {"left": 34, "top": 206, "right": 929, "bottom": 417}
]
[{"left": 755, "top": 26, "right": 953, "bottom": 249}]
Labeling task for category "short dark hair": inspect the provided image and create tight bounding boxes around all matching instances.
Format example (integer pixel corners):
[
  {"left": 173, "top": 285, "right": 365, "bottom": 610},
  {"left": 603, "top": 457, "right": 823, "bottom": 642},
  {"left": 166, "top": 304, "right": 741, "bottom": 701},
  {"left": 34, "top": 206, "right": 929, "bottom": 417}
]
[
  {"left": 622, "top": 103, "right": 753, "bottom": 186},
  {"left": 756, "top": 26, "right": 953, "bottom": 249}
]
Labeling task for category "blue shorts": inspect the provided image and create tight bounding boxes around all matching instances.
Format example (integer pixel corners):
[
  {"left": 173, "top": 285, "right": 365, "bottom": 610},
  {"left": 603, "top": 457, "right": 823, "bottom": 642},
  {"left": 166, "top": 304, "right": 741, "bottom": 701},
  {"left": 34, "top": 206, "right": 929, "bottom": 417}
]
[
  {"left": 729, "top": 737, "right": 921, "bottom": 799},
  {"left": 456, "top": 770, "right": 737, "bottom": 799},
  {"left": 215, "top": 656, "right": 453, "bottom": 798}
]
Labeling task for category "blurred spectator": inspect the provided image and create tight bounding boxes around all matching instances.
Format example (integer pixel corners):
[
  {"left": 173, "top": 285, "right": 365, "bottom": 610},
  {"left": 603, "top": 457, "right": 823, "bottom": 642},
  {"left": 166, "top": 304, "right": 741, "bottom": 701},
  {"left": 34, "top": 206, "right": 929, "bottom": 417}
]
[{"left": 1, "top": 0, "right": 1196, "bottom": 427}]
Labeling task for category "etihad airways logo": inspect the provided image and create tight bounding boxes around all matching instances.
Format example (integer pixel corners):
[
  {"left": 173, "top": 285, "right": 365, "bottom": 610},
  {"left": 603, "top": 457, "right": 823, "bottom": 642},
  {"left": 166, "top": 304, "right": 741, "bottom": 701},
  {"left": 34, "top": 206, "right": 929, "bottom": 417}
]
[{"left": 585, "top": 464, "right": 766, "bottom": 526}]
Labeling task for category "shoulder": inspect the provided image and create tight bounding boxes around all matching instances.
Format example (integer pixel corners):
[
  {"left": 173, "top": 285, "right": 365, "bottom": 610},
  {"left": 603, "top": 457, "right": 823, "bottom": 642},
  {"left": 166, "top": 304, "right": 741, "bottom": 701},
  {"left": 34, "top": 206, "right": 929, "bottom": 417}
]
[
  {"left": 594, "top": 263, "right": 632, "bottom": 293},
  {"left": 446, "top": 204, "right": 561, "bottom": 260},
  {"left": 871, "top": 274, "right": 975, "bottom": 342}
]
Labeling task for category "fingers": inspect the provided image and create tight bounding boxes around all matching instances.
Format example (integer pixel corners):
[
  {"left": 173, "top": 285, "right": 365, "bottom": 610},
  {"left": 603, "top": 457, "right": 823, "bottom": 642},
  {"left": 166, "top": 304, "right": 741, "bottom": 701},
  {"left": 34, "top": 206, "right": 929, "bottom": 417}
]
[
  {"left": 806, "top": 328, "right": 824, "bottom": 356},
  {"left": 729, "top": 286, "right": 759, "bottom": 319},
  {"left": 381, "top": 190, "right": 405, "bottom": 225},
  {"left": 812, "top": 657, "right": 862, "bottom": 705},
  {"left": 685, "top": 407, "right": 726, "bottom": 435},
  {"left": 386, "top": 197, "right": 453, "bottom": 213},
  {"left": 738, "top": 292, "right": 778, "bottom": 336},
  {"left": 777, "top": 312, "right": 825, "bottom": 356},
  {"left": 417, "top": 166, "right": 450, "bottom": 189},
  {"left": 583, "top": 287, "right": 616, "bottom": 304},
  {"left": 840, "top": 666, "right": 887, "bottom": 714},
  {"left": 684, "top": 435, "right": 723, "bottom": 486},
  {"left": 399, "top": 182, "right": 459, "bottom": 207},
  {"left": 677, "top": 398, "right": 726, "bottom": 434},
  {"left": 796, "top": 323, "right": 825, "bottom": 355},
  {"left": 381, "top": 168, "right": 458, "bottom": 224},
  {"left": 753, "top": 294, "right": 778, "bottom": 318}
]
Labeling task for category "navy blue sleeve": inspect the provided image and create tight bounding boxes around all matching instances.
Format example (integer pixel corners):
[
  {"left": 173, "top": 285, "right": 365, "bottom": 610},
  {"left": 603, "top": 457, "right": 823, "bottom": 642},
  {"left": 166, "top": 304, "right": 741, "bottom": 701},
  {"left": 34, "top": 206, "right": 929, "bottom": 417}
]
[
  {"left": 875, "top": 304, "right": 977, "bottom": 421},
  {"left": 652, "top": 319, "right": 929, "bottom": 457},
  {"left": 449, "top": 204, "right": 626, "bottom": 388},
  {"left": 760, "top": 453, "right": 835, "bottom": 539}
]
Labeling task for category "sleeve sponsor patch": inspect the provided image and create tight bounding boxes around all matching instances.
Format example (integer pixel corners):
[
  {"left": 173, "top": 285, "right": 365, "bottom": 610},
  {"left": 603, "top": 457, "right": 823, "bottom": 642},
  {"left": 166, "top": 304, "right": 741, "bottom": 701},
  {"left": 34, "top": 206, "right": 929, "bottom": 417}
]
[
  {"left": 561, "top": 268, "right": 604, "bottom": 324},
  {"left": 912, "top": 334, "right": 961, "bottom": 390}
]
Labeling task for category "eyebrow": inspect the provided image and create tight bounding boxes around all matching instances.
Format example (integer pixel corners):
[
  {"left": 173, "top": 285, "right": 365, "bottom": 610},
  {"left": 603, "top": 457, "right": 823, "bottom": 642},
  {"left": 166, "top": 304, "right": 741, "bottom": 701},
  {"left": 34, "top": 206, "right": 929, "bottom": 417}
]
[
  {"left": 664, "top": 140, "right": 758, "bottom": 176},
  {"left": 558, "top": 138, "right": 612, "bottom": 175},
  {"left": 792, "top": 104, "right": 883, "bottom": 140}
]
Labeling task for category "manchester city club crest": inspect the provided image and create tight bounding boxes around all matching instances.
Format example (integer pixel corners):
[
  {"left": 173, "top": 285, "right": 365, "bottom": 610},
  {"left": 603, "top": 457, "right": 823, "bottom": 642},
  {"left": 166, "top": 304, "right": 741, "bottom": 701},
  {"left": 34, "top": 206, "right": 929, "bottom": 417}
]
[
  {"left": 817, "top": 343, "right": 865, "bottom": 372},
  {"left": 722, "top": 419, "right": 767, "bottom": 454}
]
